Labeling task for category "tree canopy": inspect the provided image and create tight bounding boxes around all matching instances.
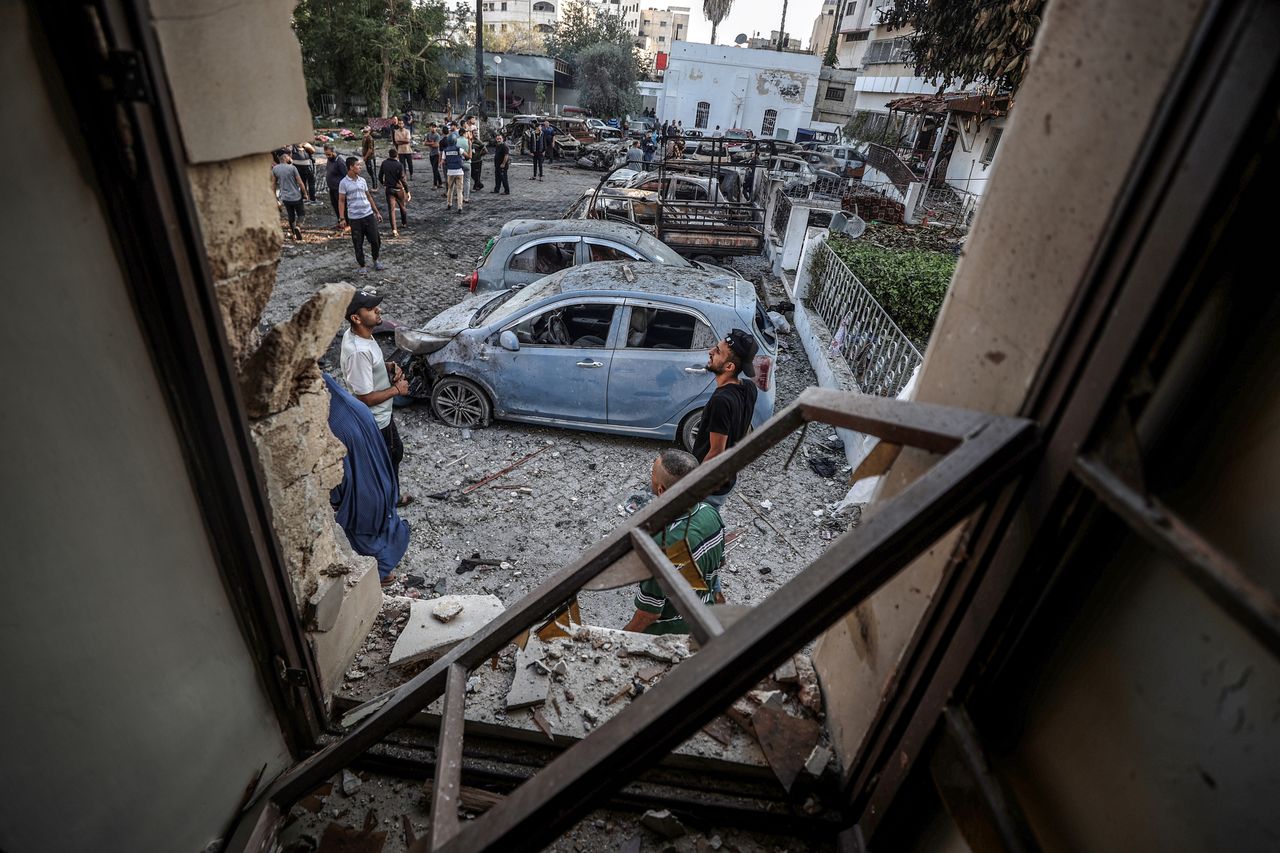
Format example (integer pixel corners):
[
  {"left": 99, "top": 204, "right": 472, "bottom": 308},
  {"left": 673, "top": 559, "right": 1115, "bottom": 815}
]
[
  {"left": 294, "top": 0, "right": 465, "bottom": 117},
  {"left": 543, "top": 0, "right": 634, "bottom": 67},
  {"left": 879, "top": 0, "right": 1045, "bottom": 93},
  {"left": 703, "top": 0, "right": 734, "bottom": 45},
  {"left": 574, "top": 42, "right": 640, "bottom": 119}
]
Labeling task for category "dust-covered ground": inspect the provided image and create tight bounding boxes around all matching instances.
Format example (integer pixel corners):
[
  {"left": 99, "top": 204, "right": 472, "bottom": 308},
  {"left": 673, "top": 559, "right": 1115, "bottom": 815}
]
[{"left": 268, "top": 153, "right": 850, "bottom": 852}]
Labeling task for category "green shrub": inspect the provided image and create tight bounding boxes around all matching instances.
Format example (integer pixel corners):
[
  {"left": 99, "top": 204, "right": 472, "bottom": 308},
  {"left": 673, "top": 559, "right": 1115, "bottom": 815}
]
[{"left": 826, "top": 235, "right": 956, "bottom": 349}]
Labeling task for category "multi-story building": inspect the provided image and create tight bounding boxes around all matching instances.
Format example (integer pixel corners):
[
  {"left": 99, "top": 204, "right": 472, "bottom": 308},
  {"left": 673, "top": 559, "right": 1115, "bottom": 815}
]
[
  {"left": 588, "top": 0, "right": 642, "bottom": 37},
  {"left": 637, "top": 5, "right": 691, "bottom": 66},
  {"left": 479, "top": 0, "right": 559, "bottom": 43},
  {"left": 808, "top": 0, "right": 841, "bottom": 56},
  {"left": 746, "top": 30, "right": 803, "bottom": 51}
]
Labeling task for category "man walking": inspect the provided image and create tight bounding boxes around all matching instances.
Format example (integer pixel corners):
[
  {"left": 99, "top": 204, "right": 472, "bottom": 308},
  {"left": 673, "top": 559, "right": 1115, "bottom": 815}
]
[
  {"left": 626, "top": 139, "right": 643, "bottom": 169},
  {"left": 442, "top": 130, "right": 465, "bottom": 212},
  {"left": 338, "top": 157, "right": 385, "bottom": 274},
  {"left": 424, "top": 123, "right": 443, "bottom": 188},
  {"left": 340, "top": 287, "right": 413, "bottom": 509},
  {"left": 624, "top": 449, "right": 725, "bottom": 635},
  {"left": 692, "top": 329, "right": 759, "bottom": 507},
  {"left": 470, "top": 124, "right": 486, "bottom": 192},
  {"left": 362, "top": 126, "right": 378, "bottom": 189},
  {"left": 540, "top": 119, "right": 556, "bottom": 163},
  {"left": 290, "top": 142, "right": 316, "bottom": 201},
  {"left": 378, "top": 148, "right": 410, "bottom": 236},
  {"left": 393, "top": 117, "right": 414, "bottom": 182},
  {"left": 491, "top": 133, "right": 510, "bottom": 194},
  {"left": 324, "top": 143, "right": 348, "bottom": 228},
  {"left": 458, "top": 128, "right": 473, "bottom": 203},
  {"left": 272, "top": 149, "right": 307, "bottom": 241}
]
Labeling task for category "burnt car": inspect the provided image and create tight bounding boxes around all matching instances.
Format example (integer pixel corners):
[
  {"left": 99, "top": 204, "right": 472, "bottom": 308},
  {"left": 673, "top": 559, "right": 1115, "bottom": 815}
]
[
  {"left": 504, "top": 118, "right": 581, "bottom": 157},
  {"left": 394, "top": 263, "right": 777, "bottom": 449}
]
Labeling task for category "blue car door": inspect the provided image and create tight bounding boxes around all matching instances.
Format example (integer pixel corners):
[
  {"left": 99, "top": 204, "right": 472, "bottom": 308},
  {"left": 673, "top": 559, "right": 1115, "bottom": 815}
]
[
  {"left": 607, "top": 302, "right": 718, "bottom": 430},
  {"left": 490, "top": 299, "right": 620, "bottom": 424}
]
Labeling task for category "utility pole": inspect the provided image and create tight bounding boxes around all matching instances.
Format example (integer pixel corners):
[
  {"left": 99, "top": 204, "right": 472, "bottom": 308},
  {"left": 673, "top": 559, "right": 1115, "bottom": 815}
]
[
  {"left": 474, "top": 0, "right": 487, "bottom": 119},
  {"left": 777, "top": 0, "right": 788, "bottom": 52}
]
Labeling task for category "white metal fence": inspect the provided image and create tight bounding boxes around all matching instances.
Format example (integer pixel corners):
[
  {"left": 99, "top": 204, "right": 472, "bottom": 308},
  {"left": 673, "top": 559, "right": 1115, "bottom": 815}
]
[{"left": 805, "top": 239, "right": 924, "bottom": 397}]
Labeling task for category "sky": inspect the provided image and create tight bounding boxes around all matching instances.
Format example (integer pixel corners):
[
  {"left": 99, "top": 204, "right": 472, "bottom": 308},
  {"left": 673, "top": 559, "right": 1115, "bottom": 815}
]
[{"left": 677, "top": 0, "right": 828, "bottom": 50}]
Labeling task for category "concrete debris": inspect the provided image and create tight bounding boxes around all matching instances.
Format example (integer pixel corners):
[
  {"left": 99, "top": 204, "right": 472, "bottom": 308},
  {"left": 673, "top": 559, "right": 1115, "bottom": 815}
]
[
  {"left": 506, "top": 636, "right": 552, "bottom": 710},
  {"left": 530, "top": 707, "right": 554, "bottom": 740},
  {"left": 759, "top": 499, "right": 773, "bottom": 512},
  {"left": 389, "top": 595, "right": 505, "bottom": 666},
  {"left": 794, "top": 654, "right": 823, "bottom": 714},
  {"left": 339, "top": 768, "right": 362, "bottom": 796},
  {"left": 431, "top": 597, "right": 465, "bottom": 623},
  {"left": 747, "top": 689, "right": 783, "bottom": 708},
  {"left": 640, "top": 808, "right": 687, "bottom": 840},
  {"left": 773, "top": 658, "right": 799, "bottom": 684},
  {"left": 582, "top": 707, "right": 599, "bottom": 725},
  {"left": 618, "top": 836, "right": 642, "bottom": 853},
  {"left": 702, "top": 715, "right": 735, "bottom": 746},
  {"left": 563, "top": 624, "right": 690, "bottom": 663},
  {"left": 804, "top": 744, "right": 832, "bottom": 777},
  {"left": 751, "top": 703, "right": 822, "bottom": 793},
  {"left": 635, "top": 664, "right": 666, "bottom": 683},
  {"left": 552, "top": 660, "right": 569, "bottom": 680},
  {"left": 466, "top": 675, "right": 480, "bottom": 693}
]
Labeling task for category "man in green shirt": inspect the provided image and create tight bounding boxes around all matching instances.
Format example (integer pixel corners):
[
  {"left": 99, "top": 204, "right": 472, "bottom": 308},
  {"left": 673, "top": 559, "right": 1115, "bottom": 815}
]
[{"left": 625, "top": 449, "right": 726, "bottom": 635}]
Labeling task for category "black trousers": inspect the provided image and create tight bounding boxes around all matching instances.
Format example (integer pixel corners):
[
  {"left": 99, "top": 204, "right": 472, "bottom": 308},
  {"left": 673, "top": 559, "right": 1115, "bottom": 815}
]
[
  {"left": 329, "top": 187, "right": 341, "bottom": 221},
  {"left": 494, "top": 165, "right": 509, "bottom": 193},
  {"left": 282, "top": 199, "right": 305, "bottom": 228},
  {"left": 531, "top": 154, "right": 544, "bottom": 177},
  {"left": 430, "top": 154, "right": 442, "bottom": 186},
  {"left": 364, "top": 156, "right": 378, "bottom": 188},
  {"left": 349, "top": 214, "right": 380, "bottom": 267},
  {"left": 295, "top": 164, "right": 315, "bottom": 199},
  {"left": 472, "top": 155, "right": 484, "bottom": 189},
  {"left": 401, "top": 152, "right": 414, "bottom": 179},
  {"left": 379, "top": 416, "right": 404, "bottom": 489}
]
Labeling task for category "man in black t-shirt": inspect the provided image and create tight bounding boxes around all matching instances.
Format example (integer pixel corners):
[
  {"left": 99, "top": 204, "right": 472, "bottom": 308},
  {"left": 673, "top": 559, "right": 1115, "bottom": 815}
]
[
  {"left": 378, "top": 149, "right": 409, "bottom": 236},
  {"left": 691, "top": 328, "right": 759, "bottom": 507},
  {"left": 492, "top": 133, "right": 511, "bottom": 194}
]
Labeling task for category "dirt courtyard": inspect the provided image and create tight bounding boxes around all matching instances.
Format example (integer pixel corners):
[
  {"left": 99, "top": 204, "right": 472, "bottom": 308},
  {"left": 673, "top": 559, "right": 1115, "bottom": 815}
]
[{"left": 267, "top": 152, "right": 856, "bottom": 637}]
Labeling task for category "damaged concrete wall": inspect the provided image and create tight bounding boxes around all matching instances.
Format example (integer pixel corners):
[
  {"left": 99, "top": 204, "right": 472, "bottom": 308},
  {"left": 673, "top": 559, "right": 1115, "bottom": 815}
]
[
  {"left": 155, "top": 0, "right": 380, "bottom": 690},
  {"left": 0, "top": 6, "right": 292, "bottom": 851},
  {"left": 813, "top": 0, "right": 1211, "bottom": 775}
]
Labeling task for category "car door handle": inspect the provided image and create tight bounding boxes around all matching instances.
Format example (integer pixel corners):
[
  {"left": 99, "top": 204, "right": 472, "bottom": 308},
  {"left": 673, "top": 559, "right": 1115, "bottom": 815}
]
[
  {"left": 576, "top": 360, "right": 604, "bottom": 368},
  {"left": 684, "top": 366, "right": 706, "bottom": 373}
]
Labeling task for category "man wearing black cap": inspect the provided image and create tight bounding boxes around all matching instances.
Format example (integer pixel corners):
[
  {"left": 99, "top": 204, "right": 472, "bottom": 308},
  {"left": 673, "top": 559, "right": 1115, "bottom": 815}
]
[
  {"left": 691, "top": 328, "right": 759, "bottom": 507},
  {"left": 340, "top": 287, "right": 413, "bottom": 507}
]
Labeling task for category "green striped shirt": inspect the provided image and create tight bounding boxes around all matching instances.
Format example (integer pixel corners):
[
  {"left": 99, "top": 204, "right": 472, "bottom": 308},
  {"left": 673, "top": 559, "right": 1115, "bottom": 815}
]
[{"left": 634, "top": 501, "right": 724, "bottom": 635}]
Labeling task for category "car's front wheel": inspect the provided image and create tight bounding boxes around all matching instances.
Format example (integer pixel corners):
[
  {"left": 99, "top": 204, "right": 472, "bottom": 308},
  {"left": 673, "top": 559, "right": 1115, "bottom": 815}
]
[
  {"left": 431, "top": 376, "right": 491, "bottom": 429},
  {"left": 679, "top": 409, "right": 702, "bottom": 453}
]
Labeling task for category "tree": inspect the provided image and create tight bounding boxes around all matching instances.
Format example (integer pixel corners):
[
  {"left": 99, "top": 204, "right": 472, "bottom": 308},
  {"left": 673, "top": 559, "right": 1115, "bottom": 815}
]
[
  {"left": 878, "top": 0, "right": 1045, "bottom": 93},
  {"left": 702, "top": 0, "right": 734, "bottom": 45},
  {"left": 575, "top": 42, "right": 640, "bottom": 119},
  {"left": 293, "top": 0, "right": 461, "bottom": 117},
  {"left": 823, "top": 0, "right": 847, "bottom": 67},
  {"left": 544, "top": 0, "right": 634, "bottom": 67}
]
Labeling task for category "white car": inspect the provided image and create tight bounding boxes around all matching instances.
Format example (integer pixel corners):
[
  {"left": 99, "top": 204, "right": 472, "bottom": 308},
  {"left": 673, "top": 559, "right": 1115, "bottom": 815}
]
[{"left": 586, "top": 118, "right": 623, "bottom": 139}]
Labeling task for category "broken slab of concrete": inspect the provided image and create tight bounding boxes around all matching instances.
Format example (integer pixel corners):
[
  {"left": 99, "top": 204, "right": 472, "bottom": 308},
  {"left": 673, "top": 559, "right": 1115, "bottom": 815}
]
[
  {"left": 506, "top": 636, "right": 552, "bottom": 710},
  {"left": 431, "top": 596, "right": 466, "bottom": 623},
  {"left": 751, "top": 703, "right": 822, "bottom": 793},
  {"left": 804, "top": 744, "right": 832, "bottom": 777},
  {"left": 389, "top": 595, "right": 505, "bottom": 667},
  {"left": 561, "top": 624, "right": 691, "bottom": 663},
  {"left": 640, "top": 808, "right": 686, "bottom": 839},
  {"left": 310, "top": 561, "right": 381, "bottom": 695},
  {"left": 794, "top": 653, "right": 823, "bottom": 714}
]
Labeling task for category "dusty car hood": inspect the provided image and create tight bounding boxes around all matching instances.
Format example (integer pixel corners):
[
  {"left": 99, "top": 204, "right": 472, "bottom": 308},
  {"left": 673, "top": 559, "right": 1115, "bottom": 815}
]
[{"left": 424, "top": 292, "right": 496, "bottom": 335}]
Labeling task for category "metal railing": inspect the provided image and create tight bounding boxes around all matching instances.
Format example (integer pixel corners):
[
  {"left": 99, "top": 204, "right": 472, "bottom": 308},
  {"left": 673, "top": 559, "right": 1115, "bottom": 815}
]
[
  {"left": 806, "top": 239, "right": 924, "bottom": 397},
  {"left": 864, "top": 143, "right": 922, "bottom": 194},
  {"left": 771, "top": 190, "right": 793, "bottom": 238},
  {"left": 914, "top": 183, "right": 981, "bottom": 229}
]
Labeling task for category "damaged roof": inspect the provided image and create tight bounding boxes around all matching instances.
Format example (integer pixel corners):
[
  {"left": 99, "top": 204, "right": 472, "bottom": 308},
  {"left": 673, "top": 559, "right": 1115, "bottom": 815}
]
[{"left": 886, "top": 91, "right": 1011, "bottom": 117}]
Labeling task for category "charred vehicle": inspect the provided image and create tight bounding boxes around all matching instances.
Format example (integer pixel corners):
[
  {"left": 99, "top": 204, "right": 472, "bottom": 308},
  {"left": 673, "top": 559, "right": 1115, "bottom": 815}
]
[{"left": 394, "top": 263, "right": 777, "bottom": 448}]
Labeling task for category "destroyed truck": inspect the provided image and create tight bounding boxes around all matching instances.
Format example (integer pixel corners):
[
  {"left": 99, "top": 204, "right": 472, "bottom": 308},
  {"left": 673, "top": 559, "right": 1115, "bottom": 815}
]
[{"left": 562, "top": 163, "right": 766, "bottom": 260}]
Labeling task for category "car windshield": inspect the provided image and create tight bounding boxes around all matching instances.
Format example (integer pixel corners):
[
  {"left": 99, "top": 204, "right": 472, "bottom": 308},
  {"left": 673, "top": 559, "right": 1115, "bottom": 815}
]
[
  {"left": 631, "top": 230, "right": 687, "bottom": 266},
  {"left": 471, "top": 277, "right": 562, "bottom": 327}
]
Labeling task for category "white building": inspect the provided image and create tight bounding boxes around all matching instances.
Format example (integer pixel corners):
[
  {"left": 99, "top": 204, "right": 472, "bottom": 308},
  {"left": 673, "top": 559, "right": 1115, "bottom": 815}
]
[
  {"left": 480, "top": 0, "right": 559, "bottom": 40},
  {"left": 655, "top": 41, "right": 822, "bottom": 139},
  {"left": 588, "top": 0, "right": 642, "bottom": 36},
  {"left": 746, "top": 31, "right": 802, "bottom": 51},
  {"left": 808, "top": 0, "right": 840, "bottom": 56},
  {"left": 637, "top": 5, "right": 691, "bottom": 65}
]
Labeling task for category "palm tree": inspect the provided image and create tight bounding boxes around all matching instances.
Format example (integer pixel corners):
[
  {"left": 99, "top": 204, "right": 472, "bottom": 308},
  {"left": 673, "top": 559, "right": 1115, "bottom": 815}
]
[{"left": 703, "top": 0, "right": 734, "bottom": 45}]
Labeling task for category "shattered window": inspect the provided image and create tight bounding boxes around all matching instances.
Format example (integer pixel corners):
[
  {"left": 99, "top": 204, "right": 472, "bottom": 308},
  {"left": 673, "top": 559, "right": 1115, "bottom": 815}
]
[
  {"left": 587, "top": 242, "right": 643, "bottom": 262},
  {"left": 626, "top": 308, "right": 714, "bottom": 350},
  {"left": 512, "top": 303, "right": 617, "bottom": 347},
  {"left": 509, "top": 240, "right": 577, "bottom": 274},
  {"left": 672, "top": 180, "right": 707, "bottom": 201}
]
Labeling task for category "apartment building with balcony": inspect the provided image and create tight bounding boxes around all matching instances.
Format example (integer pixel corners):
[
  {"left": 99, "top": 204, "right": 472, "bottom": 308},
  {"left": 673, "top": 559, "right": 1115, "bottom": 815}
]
[{"left": 637, "top": 5, "right": 690, "bottom": 66}]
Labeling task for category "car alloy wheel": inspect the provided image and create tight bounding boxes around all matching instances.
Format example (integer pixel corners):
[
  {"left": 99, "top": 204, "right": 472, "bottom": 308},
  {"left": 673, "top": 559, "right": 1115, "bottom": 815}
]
[
  {"left": 431, "top": 377, "right": 491, "bottom": 428},
  {"left": 679, "top": 409, "right": 702, "bottom": 453}
]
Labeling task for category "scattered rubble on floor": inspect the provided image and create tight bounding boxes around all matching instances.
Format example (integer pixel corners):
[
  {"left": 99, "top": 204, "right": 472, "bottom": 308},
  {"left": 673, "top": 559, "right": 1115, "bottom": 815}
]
[
  {"left": 340, "top": 768, "right": 362, "bottom": 797},
  {"left": 640, "top": 807, "right": 687, "bottom": 839},
  {"left": 388, "top": 594, "right": 505, "bottom": 666},
  {"left": 506, "top": 635, "right": 553, "bottom": 710},
  {"left": 751, "top": 700, "right": 823, "bottom": 793}
]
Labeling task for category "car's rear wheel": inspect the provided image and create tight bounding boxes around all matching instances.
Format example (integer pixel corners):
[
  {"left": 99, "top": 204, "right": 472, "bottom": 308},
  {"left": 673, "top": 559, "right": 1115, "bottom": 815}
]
[
  {"left": 679, "top": 409, "right": 702, "bottom": 452},
  {"left": 431, "top": 377, "right": 491, "bottom": 429}
]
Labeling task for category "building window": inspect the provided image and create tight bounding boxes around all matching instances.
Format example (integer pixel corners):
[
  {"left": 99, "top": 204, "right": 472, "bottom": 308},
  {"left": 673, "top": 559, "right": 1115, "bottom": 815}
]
[
  {"left": 658, "top": 35, "right": 665, "bottom": 42},
  {"left": 825, "top": 86, "right": 846, "bottom": 102},
  {"left": 660, "top": 19, "right": 667, "bottom": 26},
  {"left": 695, "top": 101, "right": 710, "bottom": 129},
  {"left": 500, "top": 1, "right": 507, "bottom": 9},
  {"left": 761, "top": 108, "right": 777, "bottom": 136},
  {"left": 980, "top": 128, "right": 1003, "bottom": 165},
  {"left": 533, "top": 0, "right": 554, "bottom": 10},
  {"left": 500, "top": 22, "right": 508, "bottom": 30},
  {"left": 843, "top": 29, "right": 869, "bottom": 42},
  {"left": 864, "top": 35, "right": 912, "bottom": 65}
]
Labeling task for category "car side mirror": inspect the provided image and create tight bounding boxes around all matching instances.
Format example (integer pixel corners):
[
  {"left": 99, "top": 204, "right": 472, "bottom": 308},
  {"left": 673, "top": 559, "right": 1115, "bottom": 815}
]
[{"left": 499, "top": 330, "right": 520, "bottom": 352}]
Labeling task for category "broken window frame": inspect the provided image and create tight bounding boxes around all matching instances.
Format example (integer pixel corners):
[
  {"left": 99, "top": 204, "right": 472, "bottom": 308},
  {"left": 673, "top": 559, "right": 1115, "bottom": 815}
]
[{"left": 227, "top": 389, "right": 1036, "bottom": 850}]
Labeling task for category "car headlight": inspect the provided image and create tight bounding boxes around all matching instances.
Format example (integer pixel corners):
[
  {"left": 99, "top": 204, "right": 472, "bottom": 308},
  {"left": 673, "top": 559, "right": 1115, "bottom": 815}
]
[{"left": 395, "top": 328, "right": 453, "bottom": 354}]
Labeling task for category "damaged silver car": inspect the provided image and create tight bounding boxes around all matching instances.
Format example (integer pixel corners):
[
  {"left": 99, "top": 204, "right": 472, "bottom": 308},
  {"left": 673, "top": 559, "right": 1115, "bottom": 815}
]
[{"left": 395, "top": 262, "right": 777, "bottom": 449}]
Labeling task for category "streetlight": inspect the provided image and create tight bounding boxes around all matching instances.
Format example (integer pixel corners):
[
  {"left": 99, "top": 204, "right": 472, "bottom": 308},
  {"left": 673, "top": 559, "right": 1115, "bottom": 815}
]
[{"left": 493, "top": 55, "right": 503, "bottom": 121}]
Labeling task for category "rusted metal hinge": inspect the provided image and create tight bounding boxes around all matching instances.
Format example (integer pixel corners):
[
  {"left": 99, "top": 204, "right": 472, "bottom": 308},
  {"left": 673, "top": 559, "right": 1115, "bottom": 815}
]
[
  {"left": 106, "top": 50, "right": 152, "bottom": 102},
  {"left": 274, "top": 655, "right": 311, "bottom": 688}
]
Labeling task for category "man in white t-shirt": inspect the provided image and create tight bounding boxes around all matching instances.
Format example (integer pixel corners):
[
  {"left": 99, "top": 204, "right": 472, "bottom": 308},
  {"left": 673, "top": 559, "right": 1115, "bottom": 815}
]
[
  {"left": 340, "top": 287, "right": 413, "bottom": 506},
  {"left": 338, "top": 157, "right": 385, "bottom": 276}
]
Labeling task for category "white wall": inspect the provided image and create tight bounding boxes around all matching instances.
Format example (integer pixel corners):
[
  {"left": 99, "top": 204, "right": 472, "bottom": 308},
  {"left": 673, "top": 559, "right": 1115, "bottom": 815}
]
[
  {"left": 0, "top": 6, "right": 292, "bottom": 851},
  {"left": 944, "top": 115, "right": 1006, "bottom": 198},
  {"left": 657, "top": 41, "right": 821, "bottom": 137}
]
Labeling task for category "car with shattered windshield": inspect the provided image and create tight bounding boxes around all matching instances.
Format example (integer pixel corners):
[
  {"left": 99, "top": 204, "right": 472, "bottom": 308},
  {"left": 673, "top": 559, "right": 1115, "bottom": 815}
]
[
  {"left": 395, "top": 263, "right": 777, "bottom": 449},
  {"left": 465, "top": 219, "right": 742, "bottom": 294}
]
